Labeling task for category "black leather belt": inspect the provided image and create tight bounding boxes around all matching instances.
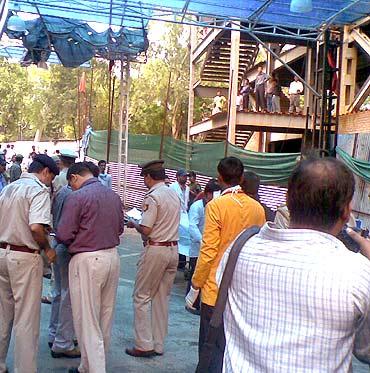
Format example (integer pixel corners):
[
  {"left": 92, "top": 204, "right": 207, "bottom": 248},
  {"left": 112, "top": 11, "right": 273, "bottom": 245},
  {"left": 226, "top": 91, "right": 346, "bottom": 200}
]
[{"left": 0, "top": 243, "right": 39, "bottom": 254}]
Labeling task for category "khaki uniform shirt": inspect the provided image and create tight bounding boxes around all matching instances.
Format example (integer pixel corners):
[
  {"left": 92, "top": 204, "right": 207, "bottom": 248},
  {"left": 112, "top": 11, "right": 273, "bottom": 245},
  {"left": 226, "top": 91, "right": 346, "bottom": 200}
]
[
  {"left": 141, "top": 182, "right": 180, "bottom": 242},
  {"left": 0, "top": 173, "right": 51, "bottom": 251},
  {"left": 52, "top": 168, "right": 68, "bottom": 194}
]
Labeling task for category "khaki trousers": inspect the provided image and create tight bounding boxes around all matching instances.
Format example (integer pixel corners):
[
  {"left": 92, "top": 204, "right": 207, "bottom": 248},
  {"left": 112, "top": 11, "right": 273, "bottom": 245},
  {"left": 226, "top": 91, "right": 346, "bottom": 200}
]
[
  {"left": 0, "top": 247, "right": 43, "bottom": 373},
  {"left": 289, "top": 93, "right": 302, "bottom": 113},
  {"left": 69, "top": 248, "right": 120, "bottom": 373},
  {"left": 133, "top": 245, "right": 178, "bottom": 353}
]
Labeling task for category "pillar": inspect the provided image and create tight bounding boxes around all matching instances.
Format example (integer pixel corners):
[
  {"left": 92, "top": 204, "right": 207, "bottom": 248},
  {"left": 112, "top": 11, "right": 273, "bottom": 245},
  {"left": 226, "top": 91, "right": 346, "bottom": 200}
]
[
  {"left": 227, "top": 22, "right": 240, "bottom": 145},
  {"left": 339, "top": 25, "right": 358, "bottom": 115},
  {"left": 187, "top": 25, "right": 197, "bottom": 142}
]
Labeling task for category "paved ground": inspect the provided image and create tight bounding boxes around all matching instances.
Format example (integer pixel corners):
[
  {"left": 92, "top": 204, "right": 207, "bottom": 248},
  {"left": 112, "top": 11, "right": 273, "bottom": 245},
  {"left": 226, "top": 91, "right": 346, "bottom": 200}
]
[{"left": 5, "top": 230, "right": 370, "bottom": 372}]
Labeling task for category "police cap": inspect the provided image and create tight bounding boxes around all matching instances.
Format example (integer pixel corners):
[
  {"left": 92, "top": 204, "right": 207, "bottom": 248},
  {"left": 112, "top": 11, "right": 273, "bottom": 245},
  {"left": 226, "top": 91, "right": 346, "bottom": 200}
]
[
  {"left": 139, "top": 159, "right": 164, "bottom": 176},
  {"left": 59, "top": 149, "right": 78, "bottom": 159},
  {"left": 34, "top": 154, "right": 60, "bottom": 176}
]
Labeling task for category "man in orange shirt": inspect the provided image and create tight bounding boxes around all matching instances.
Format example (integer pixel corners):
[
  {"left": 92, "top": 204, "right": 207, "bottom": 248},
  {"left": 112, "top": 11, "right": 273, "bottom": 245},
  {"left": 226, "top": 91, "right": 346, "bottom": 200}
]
[{"left": 189, "top": 157, "right": 266, "bottom": 373}]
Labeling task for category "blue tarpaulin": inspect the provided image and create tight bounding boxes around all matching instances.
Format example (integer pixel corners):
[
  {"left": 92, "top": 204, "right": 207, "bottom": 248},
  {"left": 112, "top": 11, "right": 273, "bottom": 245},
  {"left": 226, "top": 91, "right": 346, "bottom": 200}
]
[
  {"left": 4, "top": 14, "right": 148, "bottom": 67},
  {"left": 8, "top": 1, "right": 370, "bottom": 32}
]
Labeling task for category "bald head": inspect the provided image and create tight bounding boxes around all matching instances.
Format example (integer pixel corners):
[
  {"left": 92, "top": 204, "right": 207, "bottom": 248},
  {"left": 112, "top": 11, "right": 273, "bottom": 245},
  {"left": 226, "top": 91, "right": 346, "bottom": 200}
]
[{"left": 287, "top": 157, "right": 355, "bottom": 232}]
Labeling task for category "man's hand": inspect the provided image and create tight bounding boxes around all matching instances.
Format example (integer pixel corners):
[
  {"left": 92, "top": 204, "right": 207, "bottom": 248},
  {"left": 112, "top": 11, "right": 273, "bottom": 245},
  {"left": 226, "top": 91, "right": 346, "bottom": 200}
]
[
  {"left": 346, "top": 228, "right": 370, "bottom": 260},
  {"left": 191, "top": 282, "right": 200, "bottom": 291},
  {"left": 45, "top": 248, "right": 57, "bottom": 264},
  {"left": 127, "top": 220, "right": 135, "bottom": 229},
  {"left": 185, "top": 286, "right": 200, "bottom": 309}
]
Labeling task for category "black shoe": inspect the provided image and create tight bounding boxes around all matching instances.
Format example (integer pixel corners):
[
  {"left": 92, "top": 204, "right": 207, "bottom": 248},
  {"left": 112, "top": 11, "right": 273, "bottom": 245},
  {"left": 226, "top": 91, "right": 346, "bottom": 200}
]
[
  {"left": 51, "top": 347, "right": 81, "bottom": 359},
  {"left": 155, "top": 351, "right": 163, "bottom": 356},
  {"left": 125, "top": 347, "right": 155, "bottom": 358},
  {"left": 41, "top": 296, "right": 52, "bottom": 304},
  {"left": 68, "top": 369, "right": 79, "bottom": 373},
  {"left": 48, "top": 342, "right": 53, "bottom": 349}
]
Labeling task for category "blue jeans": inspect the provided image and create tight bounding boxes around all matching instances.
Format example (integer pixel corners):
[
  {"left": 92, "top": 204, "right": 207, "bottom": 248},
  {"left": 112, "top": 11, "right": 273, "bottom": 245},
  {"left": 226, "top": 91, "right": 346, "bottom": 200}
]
[
  {"left": 266, "top": 94, "right": 273, "bottom": 112},
  {"left": 48, "top": 242, "right": 75, "bottom": 352}
]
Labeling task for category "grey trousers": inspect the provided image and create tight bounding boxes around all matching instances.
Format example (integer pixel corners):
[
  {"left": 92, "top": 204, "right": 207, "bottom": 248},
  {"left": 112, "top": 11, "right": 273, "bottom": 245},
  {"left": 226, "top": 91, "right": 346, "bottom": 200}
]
[
  {"left": 49, "top": 243, "right": 75, "bottom": 352},
  {"left": 289, "top": 93, "right": 302, "bottom": 113},
  {"left": 133, "top": 245, "right": 178, "bottom": 353}
]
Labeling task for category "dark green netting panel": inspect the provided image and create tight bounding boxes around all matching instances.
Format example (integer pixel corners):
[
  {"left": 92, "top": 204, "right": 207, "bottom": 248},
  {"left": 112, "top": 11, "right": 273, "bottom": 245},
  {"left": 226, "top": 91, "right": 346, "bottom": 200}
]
[
  {"left": 87, "top": 130, "right": 300, "bottom": 184},
  {"left": 336, "top": 147, "right": 370, "bottom": 183}
]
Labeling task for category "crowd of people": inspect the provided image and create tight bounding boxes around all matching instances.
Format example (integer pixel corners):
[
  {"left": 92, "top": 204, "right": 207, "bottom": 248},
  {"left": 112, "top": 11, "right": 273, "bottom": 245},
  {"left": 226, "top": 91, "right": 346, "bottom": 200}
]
[
  {"left": 1, "top": 148, "right": 370, "bottom": 373},
  {"left": 208, "top": 68, "right": 305, "bottom": 117}
]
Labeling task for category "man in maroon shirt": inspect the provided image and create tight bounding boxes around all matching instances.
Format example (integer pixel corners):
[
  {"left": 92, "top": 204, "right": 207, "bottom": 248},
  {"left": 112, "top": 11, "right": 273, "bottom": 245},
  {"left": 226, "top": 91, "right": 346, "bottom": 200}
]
[{"left": 56, "top": 162, "right": 124, "bottom": 373}]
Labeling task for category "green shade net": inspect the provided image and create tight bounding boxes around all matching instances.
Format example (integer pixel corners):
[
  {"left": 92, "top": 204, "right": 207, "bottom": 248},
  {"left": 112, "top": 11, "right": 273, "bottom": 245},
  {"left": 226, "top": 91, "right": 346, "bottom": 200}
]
[
  {"left": 336, "top": 147, "right": 370, "bottom": 183},
  {"left": 87, "top": 130, "right": 300, "bottom": 184}
]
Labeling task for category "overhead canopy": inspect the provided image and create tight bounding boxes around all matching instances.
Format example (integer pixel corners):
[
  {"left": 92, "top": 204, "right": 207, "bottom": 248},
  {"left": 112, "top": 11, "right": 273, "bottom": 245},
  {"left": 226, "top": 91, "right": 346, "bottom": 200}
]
[{"left": 8, "top": 0, "right": 370, "bottom": 42}]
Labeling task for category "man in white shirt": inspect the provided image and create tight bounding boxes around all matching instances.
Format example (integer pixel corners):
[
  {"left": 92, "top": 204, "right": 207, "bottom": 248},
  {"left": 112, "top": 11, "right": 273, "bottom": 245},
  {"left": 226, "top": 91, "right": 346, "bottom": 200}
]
[
  {"left": 218, "top": 157, "right": 370, "bottom": 373},
  {"left": 288, "top": 75, "right": 304, "bottom": 113},
  {"left": 170, "top": 169, "right": 190, "bottom": 269}
]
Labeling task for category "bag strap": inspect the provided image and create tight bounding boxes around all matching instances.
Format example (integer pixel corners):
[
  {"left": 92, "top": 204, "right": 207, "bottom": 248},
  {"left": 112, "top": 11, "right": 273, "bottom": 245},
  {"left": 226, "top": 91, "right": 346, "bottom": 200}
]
[
  {"left": 195, "top": 226, "right": 261, "bottom": 373},
  {"left": 210, "top": 225, "right": 261, "bottom": 329}
]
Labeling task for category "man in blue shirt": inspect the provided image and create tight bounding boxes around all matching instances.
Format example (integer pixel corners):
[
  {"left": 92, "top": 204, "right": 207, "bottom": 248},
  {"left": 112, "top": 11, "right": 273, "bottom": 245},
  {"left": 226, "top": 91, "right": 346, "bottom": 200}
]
[
  {"left": 186, "top": 179, "right": 221, "bottom": 314},
  {"left": 0, "top": 159, "right": 8, "bottom": 193},
  {"left": 98, "top": 160, "right": 112, "bottom": 189}
]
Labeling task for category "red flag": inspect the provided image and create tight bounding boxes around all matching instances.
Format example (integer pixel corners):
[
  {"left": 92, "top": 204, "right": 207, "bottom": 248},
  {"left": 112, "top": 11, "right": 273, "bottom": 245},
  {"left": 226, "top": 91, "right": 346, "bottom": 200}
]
[
  {"left": 327, "top": 51, "right": 338, "bottom": 95},
  {"left": 79, "top": 72, "right": 86, "bottom": 94}
]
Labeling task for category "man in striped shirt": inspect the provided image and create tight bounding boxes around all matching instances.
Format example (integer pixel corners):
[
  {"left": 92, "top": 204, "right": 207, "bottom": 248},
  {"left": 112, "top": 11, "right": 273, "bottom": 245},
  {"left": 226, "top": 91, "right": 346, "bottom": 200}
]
[{"left": 218, "top": 157, "right": 370, "bottom": 372}]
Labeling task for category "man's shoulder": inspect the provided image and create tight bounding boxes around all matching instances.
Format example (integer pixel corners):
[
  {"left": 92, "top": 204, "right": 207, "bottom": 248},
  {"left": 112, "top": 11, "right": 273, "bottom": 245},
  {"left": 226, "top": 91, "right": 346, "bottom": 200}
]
[{"left": 190, "top": 199, "right": 204, "bottom": 212}]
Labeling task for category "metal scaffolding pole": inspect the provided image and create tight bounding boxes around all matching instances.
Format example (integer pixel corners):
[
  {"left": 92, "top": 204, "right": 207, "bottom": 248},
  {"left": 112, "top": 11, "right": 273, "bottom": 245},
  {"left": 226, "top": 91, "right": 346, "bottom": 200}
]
[{"left": 117, "top": 60, "right": 130, "bottom": 206}]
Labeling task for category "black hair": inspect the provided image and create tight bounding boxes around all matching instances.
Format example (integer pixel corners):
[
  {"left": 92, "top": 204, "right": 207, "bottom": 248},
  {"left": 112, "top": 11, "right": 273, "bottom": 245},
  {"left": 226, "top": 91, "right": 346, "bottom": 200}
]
[
  {"left": 287, "top": 157, "right": 355, "bottom": 231},
  {"left": 217, "top": 157, "right": 244, "bottom": 186},
  {"left": 84, "top": 161, "right": 100, "bottom": 178},
  {"left": 142, "top": 168, "right": 166, "bottom": 181},
  {"left": 28, "top": 161, "right": 47, "bottom": 174},
  {"left": 188, "top": 171, "right": 196, "bottom": 178},
  {"left": 241, "top": 171, "right": 260, "bottom": 196},
  {"left": 98, "top": 160, "right": 107, "bottom": 166},
  {"left": 204, "top": 178, "right": 221, "bottom": 194},
  {"left": 15, "top": 154, "right": 23, "bottom": 163},
  {"left": 66, "top": 162, "right": 93, "bottom": 180},
  {"left": 59, "top": 156, "right": 75, "bottom": 168}
]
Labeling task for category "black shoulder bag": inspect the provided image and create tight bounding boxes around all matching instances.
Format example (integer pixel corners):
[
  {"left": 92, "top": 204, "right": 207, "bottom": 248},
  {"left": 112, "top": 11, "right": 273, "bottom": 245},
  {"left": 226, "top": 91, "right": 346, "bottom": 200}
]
[{"left": 195, "top": 226, "right": 261, "bottom": 373}]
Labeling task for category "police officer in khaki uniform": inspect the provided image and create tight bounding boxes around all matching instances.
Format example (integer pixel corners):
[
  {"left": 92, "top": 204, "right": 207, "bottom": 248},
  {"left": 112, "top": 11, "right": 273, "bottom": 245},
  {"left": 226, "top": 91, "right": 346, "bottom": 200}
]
[
  {"left": 126, "top": 160, "right": 180, "bottom": 358},
  {"left": 0, "top": 154, "right": 59, "bottom": 373},
  {"left": 52, "top": 149, "right": 78, "bottom": 194}
]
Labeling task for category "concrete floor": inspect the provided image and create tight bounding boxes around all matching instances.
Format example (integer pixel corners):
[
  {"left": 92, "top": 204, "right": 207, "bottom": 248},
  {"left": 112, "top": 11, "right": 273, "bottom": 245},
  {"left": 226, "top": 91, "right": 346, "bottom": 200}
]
[{"left": 4, "top": 230, "right": 370, "bottom": 372}]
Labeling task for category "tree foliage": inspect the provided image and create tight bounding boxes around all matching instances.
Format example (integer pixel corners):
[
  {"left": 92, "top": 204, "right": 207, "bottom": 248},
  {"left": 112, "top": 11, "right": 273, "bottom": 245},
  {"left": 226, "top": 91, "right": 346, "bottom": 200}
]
[{"left": 0, "top": 22, "right": 199, "bottom": 142}]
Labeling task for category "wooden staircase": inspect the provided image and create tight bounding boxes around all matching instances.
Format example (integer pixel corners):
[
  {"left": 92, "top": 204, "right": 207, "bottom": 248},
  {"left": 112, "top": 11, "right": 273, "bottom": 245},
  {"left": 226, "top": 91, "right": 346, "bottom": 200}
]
[
  {"left": 200, "top": 33, "right": 259, "bottom": 84},
  {"left": 201, "top": 127, "right": 253, "bottom": 148}
]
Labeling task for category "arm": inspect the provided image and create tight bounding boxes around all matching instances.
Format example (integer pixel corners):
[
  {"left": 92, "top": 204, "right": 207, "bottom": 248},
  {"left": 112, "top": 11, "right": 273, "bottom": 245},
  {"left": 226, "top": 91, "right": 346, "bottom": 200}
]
[
  {"left": 128, "top": 195, "right": 157, "bottom": 237},
  {"left": 29, "top": 191, "right": 56, "bottom": 263},
  {"left": 108, "top": 175, "right": 112, "bottom": 189},
  {"left": 189, "top": 203, "right": 203, "bottom": 244},
  {"left": 55, "top": 194, "right": 82, "bottom": 246},
  {"left": 192, "top": 201, "right": 221, "bottom": 290},
  {"left": 346, "top": 228, "right": 370, "bottom": 260}
]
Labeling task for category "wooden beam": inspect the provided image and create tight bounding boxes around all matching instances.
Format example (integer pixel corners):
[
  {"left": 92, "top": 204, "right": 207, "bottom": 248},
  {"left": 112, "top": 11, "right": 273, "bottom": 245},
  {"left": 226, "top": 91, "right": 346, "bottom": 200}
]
[
  {"left": 227, "top": 22, "right": 240, "bottom": 145},
  {"left": 191, "top": 26, "right": 226, "bottom": 63},
  {"left": 339, "top": 26, "right": 358, "bottom": 115},
  {"left": 348, "top": 75, "right": 370, "bottom": 113},
  {"left": 187, "top": 25, "right": 196, "bottom": 142},
  {"left": 350, "top": 27, "right": 370, "bottom": 57}
]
